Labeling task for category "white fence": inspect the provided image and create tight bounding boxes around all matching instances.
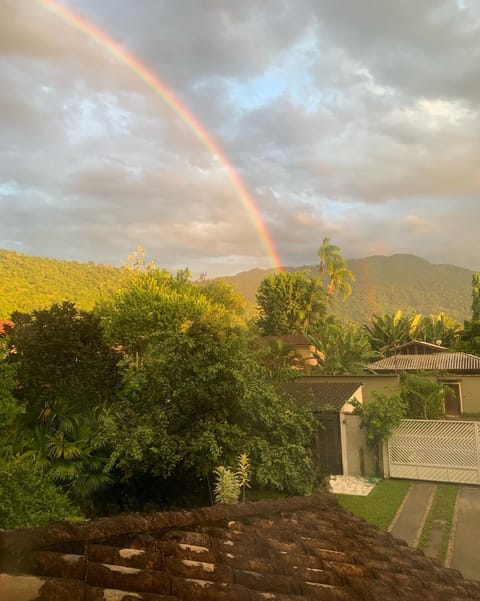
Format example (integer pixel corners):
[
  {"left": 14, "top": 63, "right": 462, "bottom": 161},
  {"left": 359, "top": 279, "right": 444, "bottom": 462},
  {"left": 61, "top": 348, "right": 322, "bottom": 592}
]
[{"left": 386, "top": 419, "right": 480, "bottom": 485}]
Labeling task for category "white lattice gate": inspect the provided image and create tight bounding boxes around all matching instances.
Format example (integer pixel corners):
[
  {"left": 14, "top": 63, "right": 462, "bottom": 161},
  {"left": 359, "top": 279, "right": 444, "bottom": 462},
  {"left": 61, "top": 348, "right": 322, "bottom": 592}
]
[{"left": 386, "top": 419, "right": 480, "bottom": 484}]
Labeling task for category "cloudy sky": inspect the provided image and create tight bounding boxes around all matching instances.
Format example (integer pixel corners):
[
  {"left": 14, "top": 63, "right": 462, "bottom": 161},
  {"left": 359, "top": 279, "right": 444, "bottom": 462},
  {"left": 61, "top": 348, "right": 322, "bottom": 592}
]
[{"left": 1, "top": 0, "right": 479, "bottom": 276}]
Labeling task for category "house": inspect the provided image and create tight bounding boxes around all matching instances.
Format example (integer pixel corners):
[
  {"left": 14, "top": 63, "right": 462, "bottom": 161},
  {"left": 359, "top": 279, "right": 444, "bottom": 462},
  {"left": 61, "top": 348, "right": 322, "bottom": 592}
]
[
  {"left": 0, "top": 320, "right": 13, "bottom": 335},
  {"left": 2, "top": 493, "right": 480, "bottom": 600},
  {"left": 385, "top": 340, "right": 448, "bottom": 356},
  {"left": 278, "top": 334, "right": 321, "bottom": 369},
  {"left": 281, "top": 381, "right": 376, "bottom": 477},
  {"left": 368, "top": 341, "right": 480, "bottom": 415}
]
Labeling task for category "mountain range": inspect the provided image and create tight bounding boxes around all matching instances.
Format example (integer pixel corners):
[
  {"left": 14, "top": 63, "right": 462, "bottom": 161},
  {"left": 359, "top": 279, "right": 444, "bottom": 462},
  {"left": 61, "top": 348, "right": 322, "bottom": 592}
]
[
  {"left": 0, "top": 249, "right": 475, "bottom": 324},
  {"left": 218, "top": 254, "right": 475, "bottom": 324}
]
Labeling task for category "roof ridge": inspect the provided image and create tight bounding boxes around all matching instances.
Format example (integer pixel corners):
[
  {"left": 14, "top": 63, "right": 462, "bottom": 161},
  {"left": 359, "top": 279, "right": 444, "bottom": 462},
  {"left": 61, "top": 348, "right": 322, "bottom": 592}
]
[{"left": 0, "top": 493, "right": 337, "bottom": 556}]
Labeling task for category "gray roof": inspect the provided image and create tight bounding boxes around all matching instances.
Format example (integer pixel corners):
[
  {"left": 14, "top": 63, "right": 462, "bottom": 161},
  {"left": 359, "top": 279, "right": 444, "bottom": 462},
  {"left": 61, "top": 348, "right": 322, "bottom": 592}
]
[
  {"left": 281, "top": 381, "right": 361, "bottom": 411},
  {"left": 368, "top": 352, "right": 480, "bottom": 373}
]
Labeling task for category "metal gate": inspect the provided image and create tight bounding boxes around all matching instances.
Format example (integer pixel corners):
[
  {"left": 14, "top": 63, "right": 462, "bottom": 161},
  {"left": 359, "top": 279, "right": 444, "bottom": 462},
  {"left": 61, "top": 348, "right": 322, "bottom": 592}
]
[
  {"left": 387, "top": 419, "right": 480, "bottom": 484},
  {"left": 316, "top": 413, "right": 343, "bottom": 475}
]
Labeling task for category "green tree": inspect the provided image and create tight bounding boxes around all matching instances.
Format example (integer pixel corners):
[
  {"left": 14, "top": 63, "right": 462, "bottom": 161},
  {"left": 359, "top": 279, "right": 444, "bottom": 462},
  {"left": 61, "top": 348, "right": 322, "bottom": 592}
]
[
  {"left": 0, "top": 337, "right": 19, "bottom": 439},
  {"left": 0, "top": 459, "right": 81, "bottom": 529},
  {"left": 197, "top": 278, "right": 247, "bottom": 326},
  {"left": 457, "top": 273, "right": 480, "bottom": 354},
  {"left": 364, "top": 310, "right": 413, "bottom": 354},
  {"left": 99, "top": 268, "right": 232, "bottom": 359},
  {"left": 416, "top": 313, "right": 460, "bottom": 348},
  {"left": 351, "top": 391, "right": 406, "bottom": 475},
  {"left": 5, "top": 302, "right": 121, "bottom": 506},
  {"left": 106, "top": 324, "right": 315, "bottom": 495},
  {"left": 253, "top": 336, "right": 299, "bottom": 381},
  {"left": 0, "top": 337, "right": 81, "bottom": 527},
  {"left": 472, "top": 273, "right": 480, "bottom": 321},
  {"left": 8, "top": 302, "right": 121, "bottom": 420},
  {"left": 318, "top": 238, "right": 355, "bottom": 301},
  {"left": 256, "top": 270, "right": 326, "bottom": 336},
  {"left": 400, "top": 374, "right": 445, "bottom": 420},
  {"left": 308, "top": 316, "right": 379, "bottom": 375},
  {"left": 99, "top": 269, "right": 316, "bottom": 502}
]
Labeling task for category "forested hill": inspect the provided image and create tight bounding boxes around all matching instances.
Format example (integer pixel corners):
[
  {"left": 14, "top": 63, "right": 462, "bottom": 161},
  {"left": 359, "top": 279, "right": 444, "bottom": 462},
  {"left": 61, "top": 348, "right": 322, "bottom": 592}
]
[
  {"left": 0, "top": 249, "right": 475, "bottom": 323},
  {"left": 0, "top": 249, "right": 129, "bottom": 319},
  {"left": 221, "top": 254, "right": 475, "bottom": 324}
]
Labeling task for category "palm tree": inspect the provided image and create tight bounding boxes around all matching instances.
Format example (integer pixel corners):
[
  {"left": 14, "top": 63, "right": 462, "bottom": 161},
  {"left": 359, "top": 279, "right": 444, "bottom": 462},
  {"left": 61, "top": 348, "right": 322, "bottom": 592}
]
[
  {"left": 363, "top": 311, "right": 412, "bottom": 355},
  {"left": 296, "top": 275, "right": 327, "bottom": 334},
  {"left": 15, "top": 400, "right": 115, "bottom": 507},
  {"left": 417, "top": 313, "right": 460, "bottom": 347},
  {"left": 309, "top": 316, "right": 379, "bottom": 374},
  {"left": 318, "top": 238, "right": 355, "bottom": 301}
]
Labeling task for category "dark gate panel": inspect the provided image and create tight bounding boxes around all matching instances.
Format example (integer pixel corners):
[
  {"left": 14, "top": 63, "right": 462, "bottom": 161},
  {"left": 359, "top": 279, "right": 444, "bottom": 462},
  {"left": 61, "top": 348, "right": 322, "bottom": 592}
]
[
  {"left": 316, "top": 412, "right": 343, "bottom": 475},
  {"left": 444, "top": 383, "right": 461, "bottom": 415}
]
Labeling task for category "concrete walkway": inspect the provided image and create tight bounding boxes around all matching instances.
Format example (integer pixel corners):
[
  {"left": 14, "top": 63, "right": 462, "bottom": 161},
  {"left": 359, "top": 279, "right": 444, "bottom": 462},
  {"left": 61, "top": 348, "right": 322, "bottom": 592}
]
[
  {"left": 449, "top": 486, "right": 480, "bottom": 581},
  {"left": 389, "top": 482, "right": 436, "bottom": 547}
]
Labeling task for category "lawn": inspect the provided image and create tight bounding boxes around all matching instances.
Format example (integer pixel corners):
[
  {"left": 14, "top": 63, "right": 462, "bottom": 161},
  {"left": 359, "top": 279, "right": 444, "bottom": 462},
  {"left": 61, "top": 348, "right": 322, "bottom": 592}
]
[{"left": 336, "top": 479, "right": 411, "bottom": 531}]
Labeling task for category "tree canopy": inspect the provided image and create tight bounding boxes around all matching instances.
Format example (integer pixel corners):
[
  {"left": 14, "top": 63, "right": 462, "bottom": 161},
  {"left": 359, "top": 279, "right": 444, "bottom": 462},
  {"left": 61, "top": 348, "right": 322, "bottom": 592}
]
[
  {"left": 98, "top": 268, "right": 316, "bottom": 502},
  {"left": 255, "top": 270, "right": 327, "bottom": 336}
]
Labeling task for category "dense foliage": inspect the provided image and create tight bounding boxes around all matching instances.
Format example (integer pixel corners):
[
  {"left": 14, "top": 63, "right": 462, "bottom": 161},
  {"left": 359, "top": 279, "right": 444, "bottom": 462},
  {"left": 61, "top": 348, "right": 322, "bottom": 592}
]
[
  {"left": 0, "top": 249, "right": 474, "bottom": 324},
  {"left": 400, "top": 374, "right": 446, "bottom": 420},
  {"left": 0, "top": 249, "right": 130, "bottom": 318},
  {"left": 0, "top": 460, "right": 80, "bottom": 529},
  {"left": 98, "top": 268, "right": 316, "bottom": 504},
  {"left": 351, "top": 391, "right": 407, "bottom": 474},
  {"left": 255, "top": 270, "right": 326, "bottom": 336},
  {"left": 0, "top": 268, "right": 316, "bottom": 520},
  {"left": 308, "top": 316, "right": 378, "bottom": 375},
  {"left": 0, "top": 336, "right": 80, "bottom": 528},
  {"left": 4, "top": 302, "right": 121, "bottom": 507},
  {"left": 1, "top": 246, "right": 479, "bottom": 527},
  {"left": 457, "top": 274, "right": 480, "bottom": 355}
]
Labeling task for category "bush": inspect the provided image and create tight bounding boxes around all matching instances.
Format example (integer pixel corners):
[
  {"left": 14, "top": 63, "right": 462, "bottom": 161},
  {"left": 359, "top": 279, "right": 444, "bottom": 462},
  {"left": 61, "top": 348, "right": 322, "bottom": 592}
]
[
  {"left": 0, "top": 459, "right": 82, "bottom": 529},
  {"left": 400, "top": 373, "right": 445, "bottom": 419},
  {"left": 351, "top": 392, "right": 406, "bottom": 475}
]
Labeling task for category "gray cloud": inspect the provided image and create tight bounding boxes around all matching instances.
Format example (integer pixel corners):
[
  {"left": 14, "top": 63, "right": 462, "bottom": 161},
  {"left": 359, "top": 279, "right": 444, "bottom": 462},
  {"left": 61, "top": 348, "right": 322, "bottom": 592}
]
[{"left": 1, "top": 0, "right": 479, "bottom": 276}]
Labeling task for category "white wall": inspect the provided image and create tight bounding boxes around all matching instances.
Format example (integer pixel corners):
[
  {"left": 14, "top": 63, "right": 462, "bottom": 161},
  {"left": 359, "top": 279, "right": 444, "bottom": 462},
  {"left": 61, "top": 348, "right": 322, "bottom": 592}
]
[{"left": 341, "top": 414, "right": 376, "bottom": 477}]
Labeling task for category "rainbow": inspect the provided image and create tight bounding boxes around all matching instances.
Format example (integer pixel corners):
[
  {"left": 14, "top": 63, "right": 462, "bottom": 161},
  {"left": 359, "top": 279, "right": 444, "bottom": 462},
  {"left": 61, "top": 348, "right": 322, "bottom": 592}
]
[{"left": 35, "top": 0, "right": 283, "bottom": 270}]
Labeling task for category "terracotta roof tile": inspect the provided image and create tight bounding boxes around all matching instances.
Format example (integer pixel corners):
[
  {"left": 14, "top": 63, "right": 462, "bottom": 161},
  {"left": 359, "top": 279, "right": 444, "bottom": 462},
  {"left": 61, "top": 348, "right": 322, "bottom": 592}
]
[
  {"left": 0, "top": 319, "right": 13, "bottom": 335},
  {"left": 1, "top": 493, "right": 480, "bottom": 600}
]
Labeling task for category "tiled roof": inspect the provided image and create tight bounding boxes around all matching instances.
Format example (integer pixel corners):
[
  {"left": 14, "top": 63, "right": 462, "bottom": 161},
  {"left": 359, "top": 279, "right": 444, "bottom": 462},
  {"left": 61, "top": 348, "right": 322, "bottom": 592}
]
[
  {"left": 368, "top": 352, "right": 480, "bottom": 373},
  {"left": 281, "top": 382, "right": 361, "bottom": 411},
  {"left": 3, "top": 493, "right": 477, "bottom": 601},
  {"left": 0, "top": 320, "right": 13, "bottom": 335}
]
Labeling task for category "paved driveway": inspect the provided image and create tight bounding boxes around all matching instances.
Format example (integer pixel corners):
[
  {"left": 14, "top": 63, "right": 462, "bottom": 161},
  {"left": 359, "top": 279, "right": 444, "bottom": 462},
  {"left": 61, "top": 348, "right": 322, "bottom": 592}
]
[
  {"left": 449, "top": 486, "right": 480, "bottom": 581},
  {"left": 387, "top": 482, "right": 480, "bottom": 581}
]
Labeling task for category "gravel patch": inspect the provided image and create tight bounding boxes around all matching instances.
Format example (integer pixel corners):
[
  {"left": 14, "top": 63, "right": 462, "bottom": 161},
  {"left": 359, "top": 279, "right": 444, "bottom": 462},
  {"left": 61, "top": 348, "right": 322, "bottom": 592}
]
[{"left": 329, "top": 475, "right": 377, "bottom": 496}]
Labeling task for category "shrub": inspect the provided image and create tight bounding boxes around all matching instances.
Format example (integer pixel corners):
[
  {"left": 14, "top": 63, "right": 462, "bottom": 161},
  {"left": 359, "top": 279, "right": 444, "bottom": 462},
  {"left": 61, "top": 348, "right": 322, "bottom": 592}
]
[{"left": 0, "top": 459, "right": 82, "bottom": 529}]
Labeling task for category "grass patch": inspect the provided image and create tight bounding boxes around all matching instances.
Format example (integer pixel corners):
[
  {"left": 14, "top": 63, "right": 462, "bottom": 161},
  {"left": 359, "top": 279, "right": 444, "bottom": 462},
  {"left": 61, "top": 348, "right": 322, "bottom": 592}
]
[
  {"left": 418, "top": 484, "right": 458, "bottom": 563},
  {"left": 336, "top": 479, "right": 411, "bottom": 531},
  {"left": 461, "top": 413, "right": 480, "bottom": 420}
]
